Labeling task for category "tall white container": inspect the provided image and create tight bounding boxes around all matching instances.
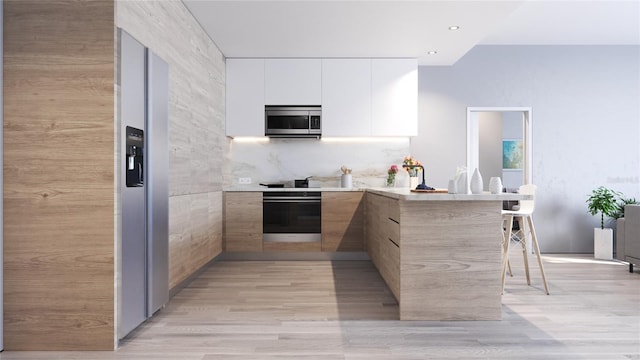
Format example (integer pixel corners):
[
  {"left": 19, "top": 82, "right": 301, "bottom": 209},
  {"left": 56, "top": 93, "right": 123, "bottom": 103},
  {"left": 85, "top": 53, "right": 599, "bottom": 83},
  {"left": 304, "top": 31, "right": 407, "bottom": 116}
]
[
  {"left": 456, "top": 170, "right": 470, "bottom": 195},
  {"left": 594, "top": 228, "right": 613, "bottom": 260},
  {"left": 341, "top": 174, "right": 352, "bottom": 188},
  {"left": 470, "top": 168, "right": 483, "bottom": 194}
]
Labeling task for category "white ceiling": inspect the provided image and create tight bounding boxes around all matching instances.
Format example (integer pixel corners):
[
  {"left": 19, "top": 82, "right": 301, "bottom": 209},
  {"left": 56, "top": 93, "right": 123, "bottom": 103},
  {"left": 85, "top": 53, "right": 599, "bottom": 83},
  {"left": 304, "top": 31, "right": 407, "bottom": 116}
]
[{"left": 183, "top": 0, "right": 640, "bottom": 66}]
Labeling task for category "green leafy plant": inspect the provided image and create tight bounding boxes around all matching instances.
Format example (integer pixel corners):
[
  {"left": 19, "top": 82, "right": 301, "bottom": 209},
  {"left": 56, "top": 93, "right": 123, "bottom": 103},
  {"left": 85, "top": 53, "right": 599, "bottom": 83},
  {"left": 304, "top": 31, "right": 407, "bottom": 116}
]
[
  {"left": 612, "top": 197, "right": 639, "bottom": 220},
  {"left": 586, "top": 186, "right": 622, "bottom": 229}
]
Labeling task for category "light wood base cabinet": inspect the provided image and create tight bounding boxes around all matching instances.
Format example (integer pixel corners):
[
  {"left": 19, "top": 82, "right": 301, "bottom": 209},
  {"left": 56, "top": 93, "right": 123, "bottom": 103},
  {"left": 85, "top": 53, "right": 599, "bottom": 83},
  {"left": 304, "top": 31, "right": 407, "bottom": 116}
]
[
  {"left": 224, "top": 192, "right": 263, "bottom": 252},
  {"left": 365, "top": 192, "right": 400, "bottom": 300},
  {"left": 321, "top": 192, "right": 364, "bottom": 251},
  {"left": 365, "top": 191, "right": 503, "bottom": 320}
]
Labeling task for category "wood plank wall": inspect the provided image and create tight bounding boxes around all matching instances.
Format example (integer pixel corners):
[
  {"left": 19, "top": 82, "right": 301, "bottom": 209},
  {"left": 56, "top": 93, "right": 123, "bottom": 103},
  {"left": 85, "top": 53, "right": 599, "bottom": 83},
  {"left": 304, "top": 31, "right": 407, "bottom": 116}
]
[
  {"left": 116, "top": 2, "right": 226, "bottom": 289},
  {"left": 3, "top": 0, "right": 115, "bottom": 350}
]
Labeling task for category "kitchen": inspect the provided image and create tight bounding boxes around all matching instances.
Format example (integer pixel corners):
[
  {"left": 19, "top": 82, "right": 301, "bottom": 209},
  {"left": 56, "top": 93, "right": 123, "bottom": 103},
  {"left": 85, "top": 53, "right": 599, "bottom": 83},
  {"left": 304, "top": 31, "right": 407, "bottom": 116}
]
[{"left": 2, "top": 0, "right": 639, "bottom": 357}]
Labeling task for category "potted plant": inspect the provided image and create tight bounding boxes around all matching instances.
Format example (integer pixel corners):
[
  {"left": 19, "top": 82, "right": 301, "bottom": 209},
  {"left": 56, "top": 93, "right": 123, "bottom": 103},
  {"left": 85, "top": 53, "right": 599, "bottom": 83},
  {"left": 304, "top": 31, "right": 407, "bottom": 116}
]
[{"left": 586, "top": 186, "right": 621, "bottom": 260}]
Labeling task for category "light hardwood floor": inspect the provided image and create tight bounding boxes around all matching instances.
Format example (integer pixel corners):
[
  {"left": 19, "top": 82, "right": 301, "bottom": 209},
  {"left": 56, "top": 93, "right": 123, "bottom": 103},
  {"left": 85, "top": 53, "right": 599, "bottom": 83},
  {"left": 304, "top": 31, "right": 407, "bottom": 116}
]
[{"left": 1, "top": 252, "right": 638, "bottom": 359}]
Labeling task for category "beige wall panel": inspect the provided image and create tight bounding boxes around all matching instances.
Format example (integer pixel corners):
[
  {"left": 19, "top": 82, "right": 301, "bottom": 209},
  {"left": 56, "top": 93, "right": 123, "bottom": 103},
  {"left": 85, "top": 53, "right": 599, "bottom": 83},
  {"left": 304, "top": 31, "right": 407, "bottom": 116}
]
[
  {"left": 116, "top": 1, "right": 226, "bottom": 290},
  {"left": 3, "top": 0, "right": 115, "bottom": 350}
]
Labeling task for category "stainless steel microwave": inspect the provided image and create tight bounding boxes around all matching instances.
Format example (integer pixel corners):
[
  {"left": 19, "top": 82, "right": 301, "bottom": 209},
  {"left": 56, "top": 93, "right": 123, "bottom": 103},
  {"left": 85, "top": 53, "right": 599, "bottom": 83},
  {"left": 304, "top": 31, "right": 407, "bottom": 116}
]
[{"left": 265, "top": 105, "right": 321, "bottom": 138}]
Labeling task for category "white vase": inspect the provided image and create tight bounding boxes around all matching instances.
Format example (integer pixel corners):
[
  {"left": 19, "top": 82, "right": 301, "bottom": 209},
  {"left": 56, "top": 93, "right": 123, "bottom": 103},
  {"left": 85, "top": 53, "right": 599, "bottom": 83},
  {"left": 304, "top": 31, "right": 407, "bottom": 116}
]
[
  {"left": 470, "top": 168, "right": 483, "bottom": 194},
  {"left": 456, "top": 171, "right": 469, "bottom": 194},
  {"left": 447, "top": 179, "right": 457, "bottom": 194},
  {"left": 341, "top": 174, "right": 352, "bottom": 188},
  {"left": 489, "top": 177, "right": 503, "bottom": 194}
]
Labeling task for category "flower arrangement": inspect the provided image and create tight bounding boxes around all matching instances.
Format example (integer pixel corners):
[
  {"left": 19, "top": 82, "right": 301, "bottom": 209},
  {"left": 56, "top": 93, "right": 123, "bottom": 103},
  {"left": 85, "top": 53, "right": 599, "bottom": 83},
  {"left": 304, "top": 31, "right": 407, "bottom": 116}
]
[
  {"left": 386, "top": 165, "right": 399, "bottom": 187},
  {"left": 403, "top": 155, "right": 421, "bottom": 177}
]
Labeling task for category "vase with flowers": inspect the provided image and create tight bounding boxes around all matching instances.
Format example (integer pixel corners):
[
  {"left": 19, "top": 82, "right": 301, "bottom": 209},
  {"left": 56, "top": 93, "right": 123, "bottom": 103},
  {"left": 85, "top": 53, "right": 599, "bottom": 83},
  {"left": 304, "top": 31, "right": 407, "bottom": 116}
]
[
  {"left": 386, "top": 165, "right": 398, "bottom": 187},
  {"left": 403, "top": 155, "right": 421, "bottom": 189}
]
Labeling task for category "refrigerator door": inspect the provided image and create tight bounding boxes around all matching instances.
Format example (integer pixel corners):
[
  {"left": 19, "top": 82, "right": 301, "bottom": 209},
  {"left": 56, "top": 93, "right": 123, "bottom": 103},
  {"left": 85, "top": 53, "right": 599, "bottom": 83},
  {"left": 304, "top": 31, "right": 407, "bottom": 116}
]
[
  {"left": 145, "top": 49, "right": 169, "bottom": 317},
  {"left": 119, "top": 30, "right": 147, "bottom": 339}
]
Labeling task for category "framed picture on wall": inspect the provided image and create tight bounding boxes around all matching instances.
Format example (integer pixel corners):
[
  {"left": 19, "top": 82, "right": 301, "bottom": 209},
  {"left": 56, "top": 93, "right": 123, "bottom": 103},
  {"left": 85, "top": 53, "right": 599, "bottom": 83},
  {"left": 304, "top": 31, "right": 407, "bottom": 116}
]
[{"left": 503, "top": 139, "right": 524, "bottom": 170}]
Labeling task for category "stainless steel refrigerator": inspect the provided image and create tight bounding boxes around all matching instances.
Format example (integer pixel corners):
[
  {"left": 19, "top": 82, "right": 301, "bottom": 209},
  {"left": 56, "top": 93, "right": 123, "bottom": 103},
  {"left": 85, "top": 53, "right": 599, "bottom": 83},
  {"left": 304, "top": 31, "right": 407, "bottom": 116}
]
[{"left": 119, "top": 29, "right": 169, "bottom": 340}]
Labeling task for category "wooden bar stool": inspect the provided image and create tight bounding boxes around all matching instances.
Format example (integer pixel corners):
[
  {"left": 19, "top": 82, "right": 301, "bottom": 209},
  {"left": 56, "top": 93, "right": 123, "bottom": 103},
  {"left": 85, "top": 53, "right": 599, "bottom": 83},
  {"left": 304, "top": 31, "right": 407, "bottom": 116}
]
[{"left": 501, "top": 184, "right": 549, "bottom": 295}]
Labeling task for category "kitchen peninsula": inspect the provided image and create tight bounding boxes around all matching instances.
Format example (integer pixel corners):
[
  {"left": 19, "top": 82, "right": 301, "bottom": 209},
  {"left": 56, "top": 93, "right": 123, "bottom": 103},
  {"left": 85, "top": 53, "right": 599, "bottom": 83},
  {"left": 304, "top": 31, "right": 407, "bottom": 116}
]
[{"left": 224, "top": 187, "right": 530, "bottom": 321}]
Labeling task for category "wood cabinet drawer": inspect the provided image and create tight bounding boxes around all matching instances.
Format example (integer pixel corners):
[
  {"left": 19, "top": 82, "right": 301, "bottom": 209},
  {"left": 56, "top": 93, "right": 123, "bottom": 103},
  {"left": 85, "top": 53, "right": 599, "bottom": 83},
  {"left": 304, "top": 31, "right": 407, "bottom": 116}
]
[
  {"left": 385, "top": 196, "right": 400, "bottom": 224},
  {"left": 380, "top": 237, "right": 400, "bottom": 300},
  {"left": 386, "top": 217, "right": 400, "bottom": 246}
]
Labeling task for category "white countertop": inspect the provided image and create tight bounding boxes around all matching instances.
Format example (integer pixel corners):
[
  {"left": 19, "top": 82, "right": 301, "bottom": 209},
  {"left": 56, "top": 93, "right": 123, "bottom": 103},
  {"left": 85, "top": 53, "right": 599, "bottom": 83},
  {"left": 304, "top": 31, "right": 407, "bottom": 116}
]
[
  {"left": 225, "top": 186, "right": 365, "bottom": 192},
  {"left": 366, "top": 188, "right": 531, "bottom": 201},
  {"left": 224, "top": 186, "right": 532, "bottom": 201}
]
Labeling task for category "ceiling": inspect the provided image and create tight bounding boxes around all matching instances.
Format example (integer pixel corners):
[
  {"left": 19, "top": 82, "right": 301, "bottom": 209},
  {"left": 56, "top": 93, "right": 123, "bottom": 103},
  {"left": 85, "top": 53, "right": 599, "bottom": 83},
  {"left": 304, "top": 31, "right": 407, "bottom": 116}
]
[{"left": 183, "top": 0, "right": 640, "bottom": 66}]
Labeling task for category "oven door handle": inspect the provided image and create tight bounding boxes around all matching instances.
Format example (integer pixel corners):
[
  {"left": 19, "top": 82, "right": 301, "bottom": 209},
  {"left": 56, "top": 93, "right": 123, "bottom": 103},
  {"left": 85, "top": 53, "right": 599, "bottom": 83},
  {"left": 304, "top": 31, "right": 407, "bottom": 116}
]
[{"left": 263, "top": 198, "right": 321, "bottom": 203}]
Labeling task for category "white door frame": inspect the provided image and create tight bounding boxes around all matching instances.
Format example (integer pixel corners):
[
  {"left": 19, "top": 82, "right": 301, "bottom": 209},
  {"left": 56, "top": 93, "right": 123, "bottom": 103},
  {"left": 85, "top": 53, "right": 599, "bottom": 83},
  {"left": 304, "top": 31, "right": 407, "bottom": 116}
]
[{"left": 466, "top": 107, "right": 532, "bottom": 185}]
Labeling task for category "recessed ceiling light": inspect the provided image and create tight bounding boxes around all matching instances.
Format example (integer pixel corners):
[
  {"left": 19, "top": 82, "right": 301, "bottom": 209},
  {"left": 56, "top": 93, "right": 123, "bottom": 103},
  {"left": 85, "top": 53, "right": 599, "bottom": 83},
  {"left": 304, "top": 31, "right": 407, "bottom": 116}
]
[
  {"left": 449, "top": 26, "right": 460, "bottom": 31},
  {"left": 427, "top": 51, "right": 437, "bottom": 55}
]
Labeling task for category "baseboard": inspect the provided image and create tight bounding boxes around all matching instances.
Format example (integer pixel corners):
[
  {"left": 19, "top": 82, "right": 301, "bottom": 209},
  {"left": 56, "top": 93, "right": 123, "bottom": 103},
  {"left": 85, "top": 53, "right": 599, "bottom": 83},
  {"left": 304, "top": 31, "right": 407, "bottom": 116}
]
[
  {"left": 169, "top": 253, "right": 222, "bottom": 299},
  {"left": 219, "top": 251, "right": 371, "bottom": 261}
]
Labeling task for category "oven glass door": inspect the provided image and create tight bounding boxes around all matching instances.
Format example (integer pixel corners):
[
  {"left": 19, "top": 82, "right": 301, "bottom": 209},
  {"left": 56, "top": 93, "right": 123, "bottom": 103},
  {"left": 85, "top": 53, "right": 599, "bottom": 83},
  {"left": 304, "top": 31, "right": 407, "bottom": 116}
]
[{"left": 263, "top": 193, "right": 321, "bottom": 236}]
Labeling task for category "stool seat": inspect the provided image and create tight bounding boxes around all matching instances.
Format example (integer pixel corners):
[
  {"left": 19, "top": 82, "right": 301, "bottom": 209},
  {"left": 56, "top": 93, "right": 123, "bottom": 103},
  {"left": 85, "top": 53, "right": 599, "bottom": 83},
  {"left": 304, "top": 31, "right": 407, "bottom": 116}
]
[{"left": 501, "top": 184, "right": 549, "bottom": 295}]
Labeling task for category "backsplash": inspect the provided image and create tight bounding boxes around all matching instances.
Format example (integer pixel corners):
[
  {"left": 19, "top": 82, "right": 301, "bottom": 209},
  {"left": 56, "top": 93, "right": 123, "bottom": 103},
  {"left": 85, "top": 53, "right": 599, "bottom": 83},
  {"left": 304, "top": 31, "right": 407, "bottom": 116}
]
[{"left": 230, "top": 138, "right": 411, "bottom": 188}]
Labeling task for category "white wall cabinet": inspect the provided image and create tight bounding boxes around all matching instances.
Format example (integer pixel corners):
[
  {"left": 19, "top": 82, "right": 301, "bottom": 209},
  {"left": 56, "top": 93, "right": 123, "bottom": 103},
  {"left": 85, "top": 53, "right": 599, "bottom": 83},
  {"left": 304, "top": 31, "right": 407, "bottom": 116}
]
[
  {"left": 265, "top": 59, "right": 321, "bottom": 105},
  {"left": 226, "top": 58, "right": 417, "bottom": 137},
  {"left": 226, "top": 59, "right": 265, "bottom": 137},
  {"left": 321, "top": 59, "right": 372, "bottom": 136},
  {"left": 371, "top": 59, "right": 418, "bottom": 136}
]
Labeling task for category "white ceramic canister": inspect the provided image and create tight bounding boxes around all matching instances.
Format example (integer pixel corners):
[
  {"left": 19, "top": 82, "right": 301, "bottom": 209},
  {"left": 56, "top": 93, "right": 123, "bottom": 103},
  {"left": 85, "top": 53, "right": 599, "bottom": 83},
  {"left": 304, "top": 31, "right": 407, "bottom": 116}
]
[
  {"left": 447, "top": 179, "right": 457, "bottom": 194},
  {"left": 489, "top": 177, "right": 503, "bottom": 194},
  {"left": 341, "top": 174, "right": 353, "bottom": 188}
]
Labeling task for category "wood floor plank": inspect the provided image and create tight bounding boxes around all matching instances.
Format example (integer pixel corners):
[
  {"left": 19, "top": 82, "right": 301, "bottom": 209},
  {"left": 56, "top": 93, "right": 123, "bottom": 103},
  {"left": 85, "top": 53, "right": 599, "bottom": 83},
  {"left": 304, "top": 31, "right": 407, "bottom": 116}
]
[{"left": 0, "top": 254, "right": 638, "bottom": 359}]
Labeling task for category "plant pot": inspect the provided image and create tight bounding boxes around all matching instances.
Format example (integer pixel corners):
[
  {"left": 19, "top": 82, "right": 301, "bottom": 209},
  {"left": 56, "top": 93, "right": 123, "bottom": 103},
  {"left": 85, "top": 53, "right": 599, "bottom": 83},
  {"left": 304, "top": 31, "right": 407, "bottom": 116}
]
[{"left": 594, "top": 227, "right": 613, "bottom": 260}]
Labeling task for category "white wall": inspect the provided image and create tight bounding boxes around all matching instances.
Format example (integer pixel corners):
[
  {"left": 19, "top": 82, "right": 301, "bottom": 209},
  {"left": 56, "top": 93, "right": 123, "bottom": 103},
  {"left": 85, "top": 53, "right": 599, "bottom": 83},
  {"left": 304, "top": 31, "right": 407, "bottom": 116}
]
[{"left": 415, "top": 45, "right": 640, "bottom": 253}]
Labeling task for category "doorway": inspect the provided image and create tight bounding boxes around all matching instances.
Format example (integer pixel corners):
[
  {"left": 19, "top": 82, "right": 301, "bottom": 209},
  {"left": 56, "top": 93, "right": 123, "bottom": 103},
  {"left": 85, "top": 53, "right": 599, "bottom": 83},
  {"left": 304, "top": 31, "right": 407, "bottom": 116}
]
[{"left": 466, "top": 107, "right": 532, "bottom": 189}]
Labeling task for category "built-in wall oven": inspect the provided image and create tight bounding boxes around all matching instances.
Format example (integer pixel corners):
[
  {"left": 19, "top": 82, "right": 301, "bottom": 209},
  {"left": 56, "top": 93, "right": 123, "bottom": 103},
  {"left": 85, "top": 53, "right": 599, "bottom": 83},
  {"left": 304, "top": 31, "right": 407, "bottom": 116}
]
[{"left": 263, "top": 191, "right": 321, "bottom": 242}]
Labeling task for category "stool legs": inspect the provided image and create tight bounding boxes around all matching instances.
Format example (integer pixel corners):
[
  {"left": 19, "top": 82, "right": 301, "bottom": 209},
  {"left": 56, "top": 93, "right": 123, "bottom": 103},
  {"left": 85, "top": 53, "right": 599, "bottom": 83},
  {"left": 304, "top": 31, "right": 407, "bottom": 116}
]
[
  {"left": 501, "top": 213, "right": 550, "bottom": 295},
  {"left": 517, "top": 216, "right": 531, "bottom": 286},
  {"left": 501, "top": 215, "right": 514, "bottom": 294},
  {"left": 527, "top": 215, "right": 550, "bottom": 295}
]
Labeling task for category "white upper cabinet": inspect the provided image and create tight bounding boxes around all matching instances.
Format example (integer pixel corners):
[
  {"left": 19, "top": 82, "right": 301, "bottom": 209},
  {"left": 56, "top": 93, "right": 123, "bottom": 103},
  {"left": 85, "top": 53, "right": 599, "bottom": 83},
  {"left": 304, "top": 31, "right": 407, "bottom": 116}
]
[
  {"left": 225, "top": 58, "right": 418, "bottom": 137},
  {"left": 265, "top": 59, "right": 322, "bottom": 105},
  {"left": 321, "top": 59, "right": 372, "bottom": 137},
  {"left": 226, "top": 59, "right": 265, "bottom": 137},
  {"left": 371, "top": 59, "right": 418, "bottom": 136}
]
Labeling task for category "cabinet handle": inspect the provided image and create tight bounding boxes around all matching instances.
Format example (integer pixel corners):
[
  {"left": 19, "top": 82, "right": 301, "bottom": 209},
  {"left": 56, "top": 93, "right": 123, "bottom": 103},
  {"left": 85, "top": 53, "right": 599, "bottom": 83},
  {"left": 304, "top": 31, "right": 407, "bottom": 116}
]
[
  {"left": 388, "top": 238, "right": 399, "bottom": 248},
  {"left": 388, "top": 217, "right": 399, "bottom": 224}
]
